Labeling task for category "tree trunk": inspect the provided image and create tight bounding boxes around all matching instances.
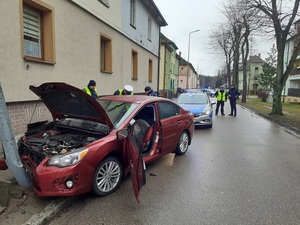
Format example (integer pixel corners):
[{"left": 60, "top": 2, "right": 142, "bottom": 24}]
[{"left": 271, "top": 38, "right": 285, "bottom": 115}]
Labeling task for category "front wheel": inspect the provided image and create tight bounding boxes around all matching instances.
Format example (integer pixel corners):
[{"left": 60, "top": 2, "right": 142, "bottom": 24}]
[
  {"left": 92, "top": 156, "right": 123, "bottom": 196},
  {"left": 175, "top": 131, "right": 189, "bottom": 155}
]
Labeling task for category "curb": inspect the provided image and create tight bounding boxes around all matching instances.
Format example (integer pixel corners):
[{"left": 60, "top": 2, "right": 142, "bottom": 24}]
[{"left": 21, "top": 197, "right": 73, "bottom": 225}]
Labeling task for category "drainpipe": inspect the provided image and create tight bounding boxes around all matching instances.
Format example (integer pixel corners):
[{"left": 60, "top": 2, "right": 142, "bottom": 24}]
[
  {"left": 0, "top": 83, "right": 31, "bottom": 188},
  {"left": 157, "top": 28, "right": 162, "bottom": 96}
]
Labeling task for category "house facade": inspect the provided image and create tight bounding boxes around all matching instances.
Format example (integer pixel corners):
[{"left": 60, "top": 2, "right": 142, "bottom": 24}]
[
  {"left": 159, "top": 33, "right": 179, "bottom": 97},
  {"left": 178, "top": 55, "right": 198, "bottom": 90},
  {"left": 238, "top": 55, "right": 265, "bottom": 95},
  {"left": 283, "top": 20, "right": 300, "bottom": 103},
  {"left": 0, "top": 0, "right": 166, "bottom": 135}
]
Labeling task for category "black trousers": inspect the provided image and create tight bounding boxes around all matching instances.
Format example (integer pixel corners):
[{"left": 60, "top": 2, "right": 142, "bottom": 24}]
[
  {"left": 229, "top": 99, "right": 237, "bottom": 115},
  {"left": 215, "top": 101, "right": 225, "bottom": 115}
]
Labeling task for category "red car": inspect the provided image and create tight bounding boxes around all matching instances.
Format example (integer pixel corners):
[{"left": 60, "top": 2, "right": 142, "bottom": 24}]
[{"left": 17, "top": 83, "right": 194, "bottom": 201}]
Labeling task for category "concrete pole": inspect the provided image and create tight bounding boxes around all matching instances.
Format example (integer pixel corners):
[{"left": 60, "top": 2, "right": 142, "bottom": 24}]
[{"left": 0, "top": 83, "right": 31, "bottom": 188}]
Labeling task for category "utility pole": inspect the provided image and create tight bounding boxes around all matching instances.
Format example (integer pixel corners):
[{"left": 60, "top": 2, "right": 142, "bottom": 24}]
[
  {"left": 0, "top": 83, "right": 31, "bottom": 188},
  {"left": 186, "top": 29, "right": 200, "bottom": 89}
]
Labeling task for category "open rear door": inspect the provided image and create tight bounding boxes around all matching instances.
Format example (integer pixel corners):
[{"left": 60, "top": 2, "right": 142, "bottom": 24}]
[{"left": 125, "top": 119, "right": 148, "bottom": 203}]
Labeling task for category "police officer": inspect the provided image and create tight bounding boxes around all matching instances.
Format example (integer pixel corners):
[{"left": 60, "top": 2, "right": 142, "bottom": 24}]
[
  {"left": 227, "top": 84, "right": 240, "bottom": 116},
  {"left": 83, "top": 80, "right": 99, "bottom": 99},
  {"left": 144, "top": 86, "right": 157, "bottom": 96},
  {"left": 113, "top": 85, "right": 134, "bottom": 95},
  {"left": 215, "top": 86, "right": 227, "bottom": 115}
]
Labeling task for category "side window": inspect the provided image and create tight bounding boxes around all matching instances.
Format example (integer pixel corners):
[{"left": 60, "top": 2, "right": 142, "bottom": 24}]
[
  {"left": 158, "top": 102, "right": 180, "bottom": 120},
  {"left": 22, "top": 1, "right": 55, "bottom": 62},
  {"left": 130, "top": 0, "right": 136, "bottom": 27},
  {"left": 134, "top": 105, "right": 155, "bottom": 125}
]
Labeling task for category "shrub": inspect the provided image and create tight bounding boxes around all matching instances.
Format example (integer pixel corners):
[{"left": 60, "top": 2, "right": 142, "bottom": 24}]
[{"left": 257, "top": 91, "right": 269, "bottom": 102}]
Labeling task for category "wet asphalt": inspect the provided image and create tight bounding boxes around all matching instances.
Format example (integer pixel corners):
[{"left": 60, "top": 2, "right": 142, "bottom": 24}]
[{"left": 48, "top": 101, "right": 300, "bottom": 225}]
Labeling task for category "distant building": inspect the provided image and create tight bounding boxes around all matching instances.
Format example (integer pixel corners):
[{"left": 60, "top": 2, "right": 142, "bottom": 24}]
[
  {"left": 238, "top": 54, "right": 265, "bottom": 95},
  {"left": 178, "top": 53, "right": 198, "bottom": 90},
  {"left": 159, "top": 33, "right": 179, "bottom": 97},
  {"left": 283, "top": 19, "right": 300, "bottom": 103}
]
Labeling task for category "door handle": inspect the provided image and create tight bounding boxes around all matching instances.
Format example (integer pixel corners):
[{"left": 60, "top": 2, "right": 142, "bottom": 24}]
[{"left": 177, "top": 120, "right": 182, "bottom": 124}]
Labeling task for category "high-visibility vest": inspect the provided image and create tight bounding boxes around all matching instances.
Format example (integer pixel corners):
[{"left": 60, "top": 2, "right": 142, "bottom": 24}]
[
  {"left": 83, "top": 86, "right": 98, "bottom": 96},
  {"left": 118, "top": 89, "right": 133, "bottom": 95},
  {"left": 217, "top": 91, "right": 226, "bottom": 101}
]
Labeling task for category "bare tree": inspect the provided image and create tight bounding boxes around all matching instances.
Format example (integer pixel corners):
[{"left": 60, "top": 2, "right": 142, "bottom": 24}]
[
  {"left": 220, "top": 0, "right": 260, "bottom": 103},
  {"left": 210, "top": 24, "right": 235, "bottom": 86},
  {"left": 221, "top": 0, "right": 244, "bottom": 88},
  {"left": 245, "top": 0, "right": 300, "bottom": 115}
]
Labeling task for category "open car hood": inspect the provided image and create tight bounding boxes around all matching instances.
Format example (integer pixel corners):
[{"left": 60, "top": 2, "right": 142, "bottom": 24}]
[{"left": 30, "top": 82, "right": 113, "bottom": 129}]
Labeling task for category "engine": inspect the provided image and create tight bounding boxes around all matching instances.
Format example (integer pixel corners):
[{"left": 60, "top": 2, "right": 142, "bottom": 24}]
[{"left": 18, "top": 131, "right": 99, "bottom": 164}]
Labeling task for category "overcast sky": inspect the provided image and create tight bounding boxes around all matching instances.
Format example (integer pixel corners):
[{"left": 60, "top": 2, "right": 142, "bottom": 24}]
[{"left": 153, "top": 0, "right": 274, "bottom": 76}]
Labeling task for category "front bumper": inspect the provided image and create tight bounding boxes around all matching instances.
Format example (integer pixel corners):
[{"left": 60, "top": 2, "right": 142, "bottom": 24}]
[
  {"left": 21, "top": 155, "right": 94, "bottom": 197},
  {"left": 194, "top": 114, "right": 212, "bottom": 126}
]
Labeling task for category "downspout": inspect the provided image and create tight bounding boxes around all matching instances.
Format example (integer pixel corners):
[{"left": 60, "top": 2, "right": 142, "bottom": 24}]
[
  {"left": 157, "top": 28, "right": 161, "bottom": 96},
  {"left": 163, "top": 43, "right": 166, "bottom": 92}
]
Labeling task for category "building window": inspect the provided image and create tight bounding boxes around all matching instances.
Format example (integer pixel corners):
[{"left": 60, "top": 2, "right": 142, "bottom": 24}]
[
  {"left": 255, "top": 67, "right": 259, "bottom": 70},
  {"left": 21, "top": 1, "right": 55, "bottom": 62},
  {"left": 23, "top": 7, "right": 41, "bottom": 58},
  {"left": 130, "top": 0, "right": 136, "bottom": 27},
  {"left": 132, "top": 50, "right": 138, "bottom": 80},
  {"left": 147, "top": 17, "right": 152, "bottom": 41},
  {"left": 100, "top": 35, "right": 112, "bottom": 73},
  {"left": 98, "top": 0, "right": 109, "bottom": 7},
  {"left": 148, "top": 59, "right": 153, "bottom": 82}
]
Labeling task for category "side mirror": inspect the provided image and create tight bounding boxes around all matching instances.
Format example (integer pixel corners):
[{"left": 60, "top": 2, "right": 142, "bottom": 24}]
[{"left": 116, "top": 128, "right": 128, "bottom": 140}]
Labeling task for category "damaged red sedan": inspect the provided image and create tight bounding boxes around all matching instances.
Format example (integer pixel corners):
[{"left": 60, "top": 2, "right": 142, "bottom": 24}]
[{"left": 17, "top": 83, "right": 194, "bottom": 200}]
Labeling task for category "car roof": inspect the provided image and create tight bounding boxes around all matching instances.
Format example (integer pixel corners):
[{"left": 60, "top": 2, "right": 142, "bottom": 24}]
[
  {"left": 179, "top": 92, "right": 207, "bottom": 96},
  {"left": 98, "top": 95, "right": 173, "bottom": 104}
]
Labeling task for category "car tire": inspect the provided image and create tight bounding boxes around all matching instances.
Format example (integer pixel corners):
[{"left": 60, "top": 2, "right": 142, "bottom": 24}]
[
  {"left": 92, "top": 156, "right": 123, "bottom": 196},
  {"left": 175, "top": 131, "right": 189, "bottom": 155}
]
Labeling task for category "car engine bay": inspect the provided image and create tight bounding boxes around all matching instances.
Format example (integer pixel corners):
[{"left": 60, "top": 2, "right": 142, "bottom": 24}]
[{"left": 18, "top": 119, "right": 109, "bottom": 164}]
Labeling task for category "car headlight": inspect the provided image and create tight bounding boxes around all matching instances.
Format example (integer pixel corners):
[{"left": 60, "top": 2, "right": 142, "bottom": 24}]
[
  {"left": 202, "top": 108, "right": 211, "bottom": 115},
  {"left": 47, "top": 148, "right": 89, "bottom": 168}
]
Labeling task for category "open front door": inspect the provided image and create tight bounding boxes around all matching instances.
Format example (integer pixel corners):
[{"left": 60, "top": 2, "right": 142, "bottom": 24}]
[{"left": 125, "top": 119, "right": 148, "bottom": 203}]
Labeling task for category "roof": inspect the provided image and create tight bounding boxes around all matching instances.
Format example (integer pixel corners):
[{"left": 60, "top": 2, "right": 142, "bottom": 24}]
[
  {"left": 160, "top": 33, "right": 178, "bottom": 50},
  {"left": 141, "top": 0, "right": 168, "bottom": 26},
  {"left": 239, "top": 55, "right": 265, "bottom": 71}
]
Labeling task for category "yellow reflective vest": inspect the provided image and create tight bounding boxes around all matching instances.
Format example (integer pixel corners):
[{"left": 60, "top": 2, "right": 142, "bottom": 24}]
[
  {"left": 83, "top": 86, "right": 98, "bottom": 96},
  {"left": 118, "top": 89, "right": 133, "bottom": 95},
  {"left": 217, "top": 91, "right": 226, "bottom": 101}
]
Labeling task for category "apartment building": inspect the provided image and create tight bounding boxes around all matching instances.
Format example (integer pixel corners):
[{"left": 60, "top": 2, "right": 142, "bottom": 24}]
[{"left": 0, "top": 0, "right": 167, "bottom": 135}]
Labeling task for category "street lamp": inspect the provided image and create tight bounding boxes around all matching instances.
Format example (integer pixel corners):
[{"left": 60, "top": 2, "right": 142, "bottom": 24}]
[{"left": 186, "top": 29, "right": 200, "bottom": 89}]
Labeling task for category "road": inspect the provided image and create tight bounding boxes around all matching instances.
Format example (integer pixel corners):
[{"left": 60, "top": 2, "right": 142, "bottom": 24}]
[{"left": 48, "top": 102, "right": 300, "bottom": 225}]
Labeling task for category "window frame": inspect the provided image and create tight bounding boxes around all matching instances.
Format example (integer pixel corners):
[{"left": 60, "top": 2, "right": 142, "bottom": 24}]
[
  {"left": 132, "top": 50, "right": 138, "bottom": 80},
  {"left": 21, "top": 0, "right": 55, "bottom": 63},
  {"left": 130, "top": 0, "right": 136, "bottom": 28},
  {"left": 147, "top": 17, "right": 152, "bottom": 41},
  {"left": 148, "top": 59, "right": 153, "bottom": 82},
  {"left": 100, "top": 34, "right": 112, "bottom": 73}
]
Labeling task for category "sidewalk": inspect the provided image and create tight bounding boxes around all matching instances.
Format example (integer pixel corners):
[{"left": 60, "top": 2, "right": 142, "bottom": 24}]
[{"left": 0, "top": 169, "right": 72, "bottom": 225}]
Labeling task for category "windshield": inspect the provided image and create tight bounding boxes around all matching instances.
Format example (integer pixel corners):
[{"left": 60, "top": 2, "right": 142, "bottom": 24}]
[
  {"left": 177, "top": 94, "right": 208, "bottom": 104},
  {"left": 97, "top": 99, "right": 139, "bottom": 129}
]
